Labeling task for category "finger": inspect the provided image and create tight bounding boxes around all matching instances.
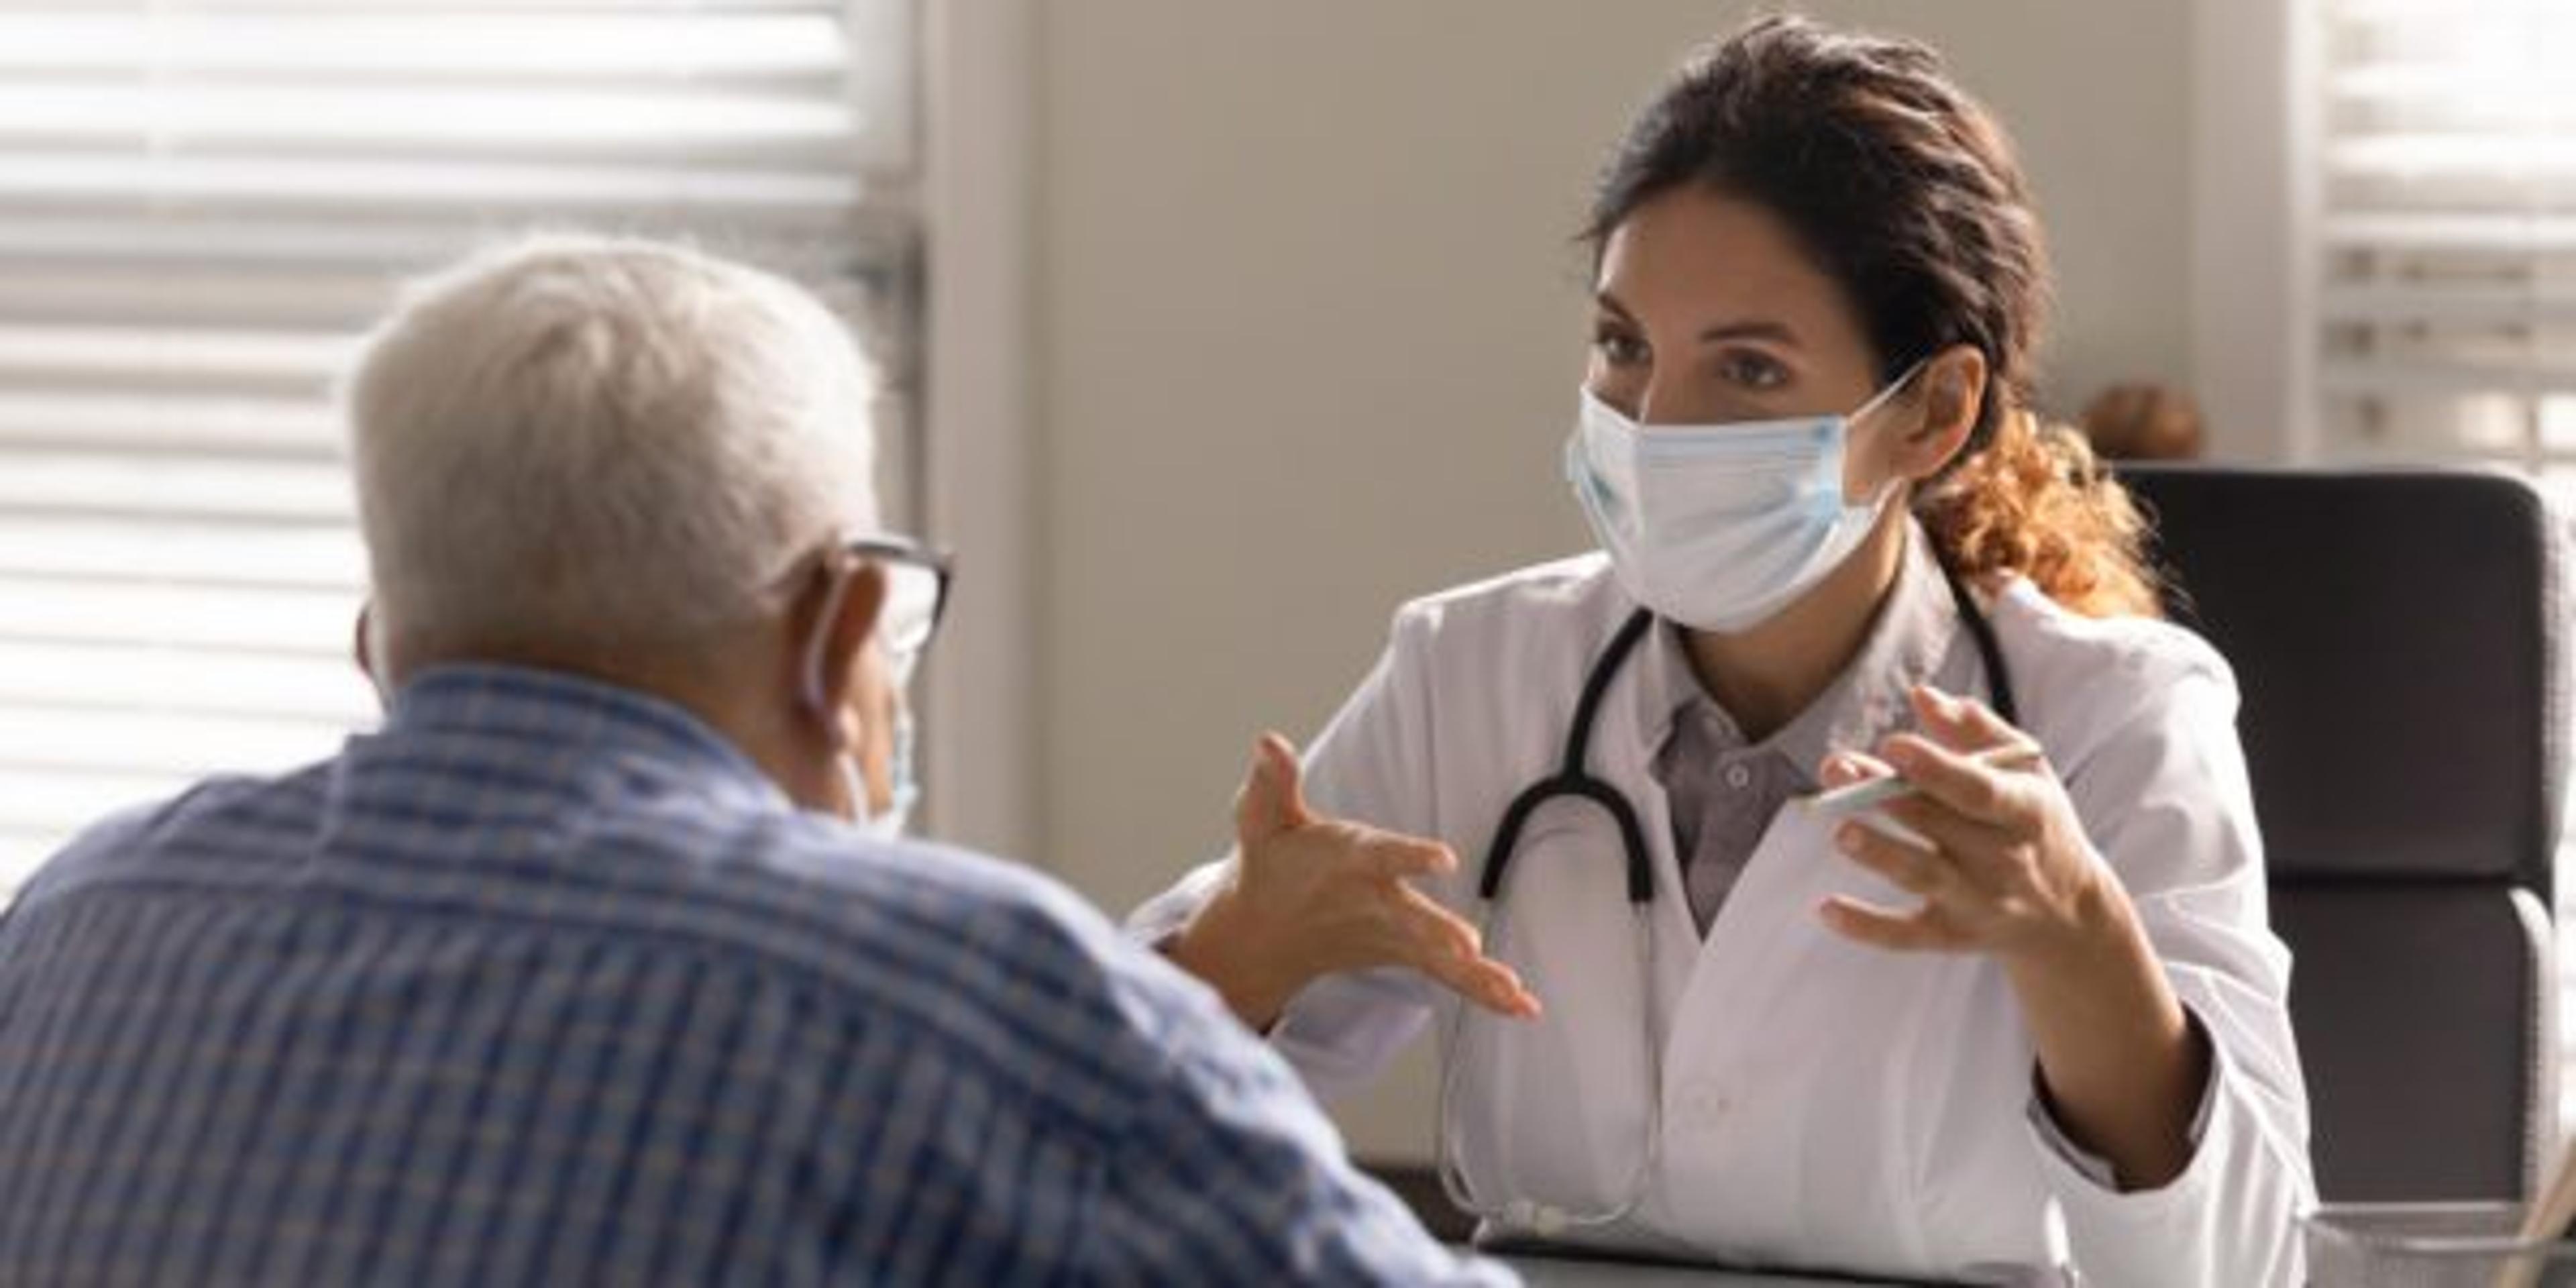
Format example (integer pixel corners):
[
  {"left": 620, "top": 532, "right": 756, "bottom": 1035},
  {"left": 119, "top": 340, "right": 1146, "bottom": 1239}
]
[
  {"left": 1909, "top": 684, "right": 2035, "bottom": 756},
  {"left": 1815, "top": 896, "right": 1965, "bottom": 953},
  {"left": 1875, "top": 793, "right": 2019, "bottom": 877},
  {"left": 1362, "top": 833, "right": 1460, "bottom": 883},
  {"left": 1817, "top": 747, "right": 1896, "bottom": 790},
  {"left": 1830, "top": 818, "right": 1959, "bottom": 900},
  {"left": 1420, "top": 948, "right": 1545, "bottom": 1020},
  {"left": 1391, "top": 889, "right": 1541, "bottom": 1018},
  {"left": 1391, "top": 884, "right": 1486, "bottom": 961},
  {"left": 1878, "top": 733, "right": 2021, "bottom": 826},
  {"left": 1232, "top": 732, "right": 1314, "bottom": 844}
]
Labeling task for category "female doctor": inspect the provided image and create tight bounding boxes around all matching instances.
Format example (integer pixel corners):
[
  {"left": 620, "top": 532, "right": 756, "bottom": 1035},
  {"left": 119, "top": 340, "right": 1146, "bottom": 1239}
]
[{"left": 1130, "top": 16, "right": 2314, "bottom": 1286}]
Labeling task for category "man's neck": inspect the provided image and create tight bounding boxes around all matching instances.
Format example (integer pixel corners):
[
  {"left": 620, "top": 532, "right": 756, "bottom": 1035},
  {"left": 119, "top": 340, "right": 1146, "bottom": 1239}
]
[{"left": 390, "top": 631, "right": 830, "bottom": 809}]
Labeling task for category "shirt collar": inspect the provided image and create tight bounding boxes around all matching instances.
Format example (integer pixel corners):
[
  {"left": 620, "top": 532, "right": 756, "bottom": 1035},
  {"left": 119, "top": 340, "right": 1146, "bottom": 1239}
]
[
  {"left": 380, "top": 663, "right": 790, "bottom": 811},
  {"left": 1633, "top": 519, "right": 1962, "bottom": 784}
]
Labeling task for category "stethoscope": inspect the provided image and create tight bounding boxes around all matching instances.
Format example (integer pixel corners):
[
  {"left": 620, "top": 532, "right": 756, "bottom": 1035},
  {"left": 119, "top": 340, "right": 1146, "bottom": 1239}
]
[{"left": 1436, "top": 556, "right": 2018, "bottom": 1236}]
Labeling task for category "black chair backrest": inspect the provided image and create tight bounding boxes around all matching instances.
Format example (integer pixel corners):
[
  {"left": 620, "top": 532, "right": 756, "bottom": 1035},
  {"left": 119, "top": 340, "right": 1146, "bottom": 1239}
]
[{"left": 2117, "top": 464, "right": 2568, "bottom": 1201}]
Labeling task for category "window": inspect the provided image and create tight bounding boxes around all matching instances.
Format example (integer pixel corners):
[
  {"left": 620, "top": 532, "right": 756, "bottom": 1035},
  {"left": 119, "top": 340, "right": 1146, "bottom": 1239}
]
[
  {"left": 0, "top": 0, "right": 919, "bottom": 891},
  {"left": 2314, "top": 0, "right": 2576, "bottom": 479},
  {"left": 2300, "top": 0, "right": 2576, "bottom": 1134}
]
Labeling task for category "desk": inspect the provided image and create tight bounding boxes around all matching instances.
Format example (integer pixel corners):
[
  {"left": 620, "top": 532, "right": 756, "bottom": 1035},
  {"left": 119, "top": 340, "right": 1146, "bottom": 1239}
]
[
  {"left": 1479, "top": 1246, "right": 1936, "bottom": 1287},
  {"left": 1499, "top": 1252, "right": 1891, "bottom": 1285}
]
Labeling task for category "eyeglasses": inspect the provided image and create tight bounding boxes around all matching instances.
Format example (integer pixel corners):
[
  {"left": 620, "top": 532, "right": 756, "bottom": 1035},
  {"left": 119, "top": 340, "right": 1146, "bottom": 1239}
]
[{"left": 841, "top": 533, "right": 954, "bottom": 664}]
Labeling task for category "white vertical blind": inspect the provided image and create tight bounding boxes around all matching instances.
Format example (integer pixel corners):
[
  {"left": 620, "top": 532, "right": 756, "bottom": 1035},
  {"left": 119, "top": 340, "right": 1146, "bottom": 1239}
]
[
  {"left": 0, "top": 0, "right": 918, "bottom": 890},
  {"left": 2314, "top": 0, "right": 2576, "bottom": 473},
  {"left": 2313, "top": 0, "right": 2576, "bottom": 1137}
]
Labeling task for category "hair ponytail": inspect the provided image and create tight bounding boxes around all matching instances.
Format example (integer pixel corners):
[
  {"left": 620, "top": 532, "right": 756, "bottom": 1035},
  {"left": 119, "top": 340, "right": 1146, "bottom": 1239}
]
[{"left": 1915, "top": 407, "right": 2159, "bottom": 617}]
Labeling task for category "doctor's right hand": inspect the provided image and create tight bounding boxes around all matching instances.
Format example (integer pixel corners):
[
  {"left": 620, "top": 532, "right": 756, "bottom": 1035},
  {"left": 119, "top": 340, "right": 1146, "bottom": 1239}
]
[{"left": 1166, "top": 733, "right": 1544, "bottom": 1031}]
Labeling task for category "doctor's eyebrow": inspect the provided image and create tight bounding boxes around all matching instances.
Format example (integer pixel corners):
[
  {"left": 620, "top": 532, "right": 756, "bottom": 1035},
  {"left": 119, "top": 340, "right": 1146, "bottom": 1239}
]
[{"left": 1592, "top": 290, "right": 1804, "bottom": 349}]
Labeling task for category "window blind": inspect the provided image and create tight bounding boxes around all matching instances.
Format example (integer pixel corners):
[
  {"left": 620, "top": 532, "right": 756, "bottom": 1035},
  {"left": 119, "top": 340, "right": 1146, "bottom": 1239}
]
[
  {"left": 2316, "top": 0, "right": 2576, "bottom": 1137},
  {"left": 2315, "top": 0, "right": 2576, "bottom": 473},
  {"left": 0, "top": 0, "right": 918, "bottom": 890}
]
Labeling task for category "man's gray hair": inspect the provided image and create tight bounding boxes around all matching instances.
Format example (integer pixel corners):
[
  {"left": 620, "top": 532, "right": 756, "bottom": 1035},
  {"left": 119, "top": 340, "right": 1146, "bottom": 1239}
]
[{"left": 345, "top": 235, "right": 879, "bottom": 659}]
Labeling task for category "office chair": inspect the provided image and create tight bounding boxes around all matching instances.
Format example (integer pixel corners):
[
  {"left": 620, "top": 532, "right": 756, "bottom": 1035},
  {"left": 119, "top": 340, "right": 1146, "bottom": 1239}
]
[{"left": 2119, "top": 464, "right": 2570, "bottom": 1201}]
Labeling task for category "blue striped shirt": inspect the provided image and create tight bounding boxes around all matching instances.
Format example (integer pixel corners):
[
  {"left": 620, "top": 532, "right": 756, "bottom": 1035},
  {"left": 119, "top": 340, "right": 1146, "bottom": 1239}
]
[{"left": 0, "top": 665, "right": 1507, "bottom": 1286}]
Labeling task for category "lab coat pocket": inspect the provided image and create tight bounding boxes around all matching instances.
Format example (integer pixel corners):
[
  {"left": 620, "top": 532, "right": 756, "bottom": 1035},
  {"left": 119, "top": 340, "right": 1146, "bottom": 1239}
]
[{"left": 1900, "top": 960, "right": 2061, "bottom": 1276}]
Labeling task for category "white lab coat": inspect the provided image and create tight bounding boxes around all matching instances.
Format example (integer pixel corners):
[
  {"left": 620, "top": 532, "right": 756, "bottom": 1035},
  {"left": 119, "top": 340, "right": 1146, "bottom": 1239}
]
[{"left": 1130, "top": 553, "right": 2315, "bottom": 1287}]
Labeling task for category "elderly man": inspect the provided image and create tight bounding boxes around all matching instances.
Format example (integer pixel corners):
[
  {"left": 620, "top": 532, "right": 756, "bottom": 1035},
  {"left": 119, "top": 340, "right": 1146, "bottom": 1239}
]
[{"left": 0, "top": 238, "right": 1504, "bottom": 1285}]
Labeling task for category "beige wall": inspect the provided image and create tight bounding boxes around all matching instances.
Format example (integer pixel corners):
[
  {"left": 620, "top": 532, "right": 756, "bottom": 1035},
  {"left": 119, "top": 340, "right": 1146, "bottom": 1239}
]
[{"left": 1031, "top": 1, "right": 2193, "bottom": 1160}]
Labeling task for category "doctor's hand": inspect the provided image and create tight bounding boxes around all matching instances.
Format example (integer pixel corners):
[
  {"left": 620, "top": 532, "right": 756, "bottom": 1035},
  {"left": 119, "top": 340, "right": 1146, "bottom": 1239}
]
[
  {"left": 1165, "top": 734, "right": 1543, "bottom": 1032},
  {"left": 1813, "top": 684, "right": 2130, "bottom": 966},
  {"left": 1815, "top": 683, "right": 2210, "bottom": 1191}
]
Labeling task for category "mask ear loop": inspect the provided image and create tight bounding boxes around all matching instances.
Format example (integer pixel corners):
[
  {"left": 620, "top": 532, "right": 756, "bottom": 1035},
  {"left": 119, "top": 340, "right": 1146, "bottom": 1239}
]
[
  {"left": 1841, "top": 357, "right": 1937, "bottom": 513},
  {"left": 1848, "top": 357, "right": 1931, "bottom": 429}
]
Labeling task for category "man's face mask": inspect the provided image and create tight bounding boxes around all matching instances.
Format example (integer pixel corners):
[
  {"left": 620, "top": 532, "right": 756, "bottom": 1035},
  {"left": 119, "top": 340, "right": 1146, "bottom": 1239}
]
[{"left": 796, "top": 537, "right": 951, "bottom": 837}]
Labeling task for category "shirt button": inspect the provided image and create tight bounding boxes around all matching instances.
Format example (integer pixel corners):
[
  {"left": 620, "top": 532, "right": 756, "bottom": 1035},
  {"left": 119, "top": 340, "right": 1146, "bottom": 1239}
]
[
  {"left": 1724, "top": 764, "right": 1752, "bottom": 790},
  {"left": 1682, "top": 1081, "right": 1729, "bottom": 1131}
]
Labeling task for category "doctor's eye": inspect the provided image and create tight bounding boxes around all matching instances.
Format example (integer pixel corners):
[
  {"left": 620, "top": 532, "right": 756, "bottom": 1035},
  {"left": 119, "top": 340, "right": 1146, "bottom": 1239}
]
[
  {"left": 1717, "top": 349, "right": 1791, "bottom": 392},
  {"left": 1592, "top": 325, "right": 1650, "bottom": 368}
]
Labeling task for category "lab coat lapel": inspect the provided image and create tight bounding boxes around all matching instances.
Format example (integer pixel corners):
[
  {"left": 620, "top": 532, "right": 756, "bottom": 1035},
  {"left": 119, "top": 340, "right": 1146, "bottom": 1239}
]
[{"left": 1611, "top": 799, "right": 1913, "bottom": 1265}]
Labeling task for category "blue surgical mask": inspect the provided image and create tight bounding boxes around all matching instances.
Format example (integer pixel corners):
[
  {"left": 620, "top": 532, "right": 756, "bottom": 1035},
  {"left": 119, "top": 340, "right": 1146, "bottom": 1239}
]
[
  {"left": 875, "top": 703, "right": 918, "bottom": 839},
  {"left": 1564, "top": 364, "right": 1921, "bottom": 631},
  {"left": 820, "top": 702, "right": 914, "bottom": 840}
]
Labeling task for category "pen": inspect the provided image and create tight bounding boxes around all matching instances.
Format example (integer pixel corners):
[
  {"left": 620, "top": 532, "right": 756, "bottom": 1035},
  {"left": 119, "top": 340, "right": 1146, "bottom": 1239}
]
[{"left": 1801, "top": 741, "right": 2046, "bottom": 820}]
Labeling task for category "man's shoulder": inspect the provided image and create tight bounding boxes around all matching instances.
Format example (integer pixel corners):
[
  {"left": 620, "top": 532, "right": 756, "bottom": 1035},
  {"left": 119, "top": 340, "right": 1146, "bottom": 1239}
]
[
  {"left": 16, "top": 754, "right": 1260, "bottom": 1144},
  {"left": 610, "top": 809, "right": 1246, "bottom": 1113},
  {"left": 15, "top": 765, "right": 325, "bottom": 903},
  {"left": 665, "top": 809, "right": 1128, "bottom": 989}
]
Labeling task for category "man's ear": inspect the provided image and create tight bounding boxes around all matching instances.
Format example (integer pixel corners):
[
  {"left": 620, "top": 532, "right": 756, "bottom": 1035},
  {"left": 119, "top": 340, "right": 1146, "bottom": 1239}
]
[
  {"left": 1892, "top": 345, "right": 1989, "bottom": 480},
  {"left": 353, "top": 601, "right": 388, "bottom": 702},
  {"left": 794, "top": 559, "right": 888, "bottom": 736}
]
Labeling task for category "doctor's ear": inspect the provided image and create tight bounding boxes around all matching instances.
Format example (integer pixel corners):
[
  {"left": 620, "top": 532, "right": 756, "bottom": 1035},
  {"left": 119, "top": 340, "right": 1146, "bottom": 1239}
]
[
  {"left": 792, "top": 558, "right": 888, "bottom": 738},
  {"left": 1887, "top": 345, "right": 1988, "bottom": 480}
]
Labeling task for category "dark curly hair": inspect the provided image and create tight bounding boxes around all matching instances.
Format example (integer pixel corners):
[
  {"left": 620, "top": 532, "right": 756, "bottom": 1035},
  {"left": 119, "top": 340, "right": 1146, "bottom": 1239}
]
[{"left": 1584, "top": 14, "right": 2159, "bottom": 619}]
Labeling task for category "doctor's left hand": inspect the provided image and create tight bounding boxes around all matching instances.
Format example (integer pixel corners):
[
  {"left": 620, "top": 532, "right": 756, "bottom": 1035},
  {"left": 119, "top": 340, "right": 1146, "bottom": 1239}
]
[
  {"left": 1816, "top": 684, "right": 2211, "bottom": 1190},
  {"left": 1813, "top": 684, "right": 2131, "bottom": 967}
]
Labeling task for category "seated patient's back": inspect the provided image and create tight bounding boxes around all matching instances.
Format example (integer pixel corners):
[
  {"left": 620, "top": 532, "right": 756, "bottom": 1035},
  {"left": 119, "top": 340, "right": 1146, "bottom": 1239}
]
[{"left": 0, "top": 667, "right": 1492, "bottom": 1287}]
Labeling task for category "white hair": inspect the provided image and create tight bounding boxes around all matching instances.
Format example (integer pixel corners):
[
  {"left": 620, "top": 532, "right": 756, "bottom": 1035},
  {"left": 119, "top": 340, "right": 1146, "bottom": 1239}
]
[{"left": 346, "top": 234, "right": 879, "bottom": 659}]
